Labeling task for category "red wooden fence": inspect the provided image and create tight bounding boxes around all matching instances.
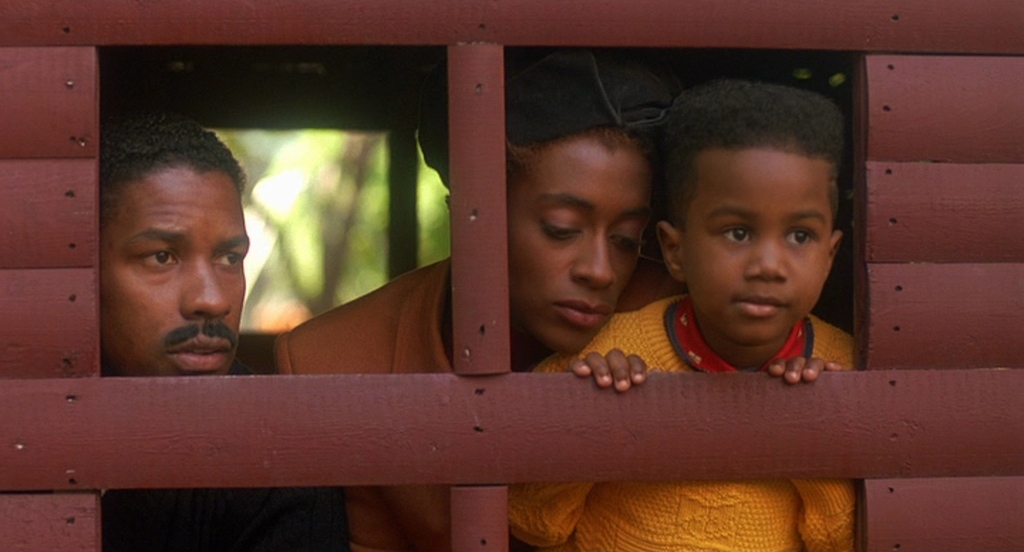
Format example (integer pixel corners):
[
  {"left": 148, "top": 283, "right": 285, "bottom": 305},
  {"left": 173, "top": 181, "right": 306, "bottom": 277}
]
[{"left": 1, "top": 2, "right": 1023, "bottom": 551}]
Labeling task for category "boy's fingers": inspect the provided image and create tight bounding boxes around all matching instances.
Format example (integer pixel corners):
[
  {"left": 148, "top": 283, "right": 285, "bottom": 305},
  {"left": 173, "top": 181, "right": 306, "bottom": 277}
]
[
  {"left": 784, "top": 357, "right": 806, "bottom": 384},
  {"left": 583, "top": 351, "right": 614, "bottom": 388},
  {"left": 766, "top": 359, "right": 786, "bottom": 377},
  {"left": 799, "top": 358, "right": 824, "bottom": 382},
  {"left": 823, "top": 360, "right": 846, "bottom": 372},
  {"left": 605, "top": 349, "right": 633, "bottom": 392},
  {"left": 628, "top": 354, "right": 647, "bottom": 384},
  {"left": 570, "top": 359, "right": 592, "bottom": 377}
]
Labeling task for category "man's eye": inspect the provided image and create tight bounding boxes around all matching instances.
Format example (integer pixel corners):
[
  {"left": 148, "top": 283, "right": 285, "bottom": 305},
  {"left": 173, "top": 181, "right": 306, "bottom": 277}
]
[
  {"left": 725, "top": 228, "right": 750, "bottom": 242},
  {"left": 152, "top": 251, "right": 174, "bottom": 264},
  {"left": 219, "top": 252, "right": 245, "bottom": 266}
]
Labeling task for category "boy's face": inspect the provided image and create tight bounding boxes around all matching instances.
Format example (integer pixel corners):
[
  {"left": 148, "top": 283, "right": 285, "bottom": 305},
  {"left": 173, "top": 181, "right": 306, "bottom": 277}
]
[{"left": 658, "top": 147, "right": 842, "bottom": 369}]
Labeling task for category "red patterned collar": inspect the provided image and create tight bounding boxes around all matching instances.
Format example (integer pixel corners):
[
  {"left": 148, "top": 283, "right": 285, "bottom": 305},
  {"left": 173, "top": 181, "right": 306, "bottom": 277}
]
[{"left": 665, "top": 296, "right": 812, "bottom": 373}]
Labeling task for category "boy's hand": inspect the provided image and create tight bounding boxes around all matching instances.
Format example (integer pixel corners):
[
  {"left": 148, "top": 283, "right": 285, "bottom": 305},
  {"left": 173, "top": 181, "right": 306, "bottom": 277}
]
[
  {"left": 766, "top": 357, "right": 846, "bottom": 384},
  {"left": 570, "top": 349, "right": 647, "bottom": 392}
]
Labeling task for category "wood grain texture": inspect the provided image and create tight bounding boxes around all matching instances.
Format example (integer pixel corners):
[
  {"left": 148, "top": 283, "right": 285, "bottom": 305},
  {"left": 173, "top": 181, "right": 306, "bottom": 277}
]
[
  {"left": 0, "top": 493, "right": 98, "bottom": 552},
  {"left": 0, "top": 48, "right": 97, "bottom": 158},
  {"left": 863, "top": 477, "right": 1024, "bottom": 552},
  {"left": 0, "top": 160, "right": 97, "bottom": 269},
  {"left": 866, "top": 55, "right": 1024, "bottom": 163},
  {"left": 865, "top": 162, "right": 1024, "bottom": 262},
  {"left": 0, "top": 269, "right": 98, "bottom": 378},
  {"left": 447, "top": 44, "right": 510, "bottom": 375},
  {"left": 0, "top": 369, "right": 1021, "bottom": 491},
  {"left": 0, "top": 1, "right": 1022, "bottom": 53},
  {"left": 865, "top": 263, "right": 1024, "bottom": 369}
]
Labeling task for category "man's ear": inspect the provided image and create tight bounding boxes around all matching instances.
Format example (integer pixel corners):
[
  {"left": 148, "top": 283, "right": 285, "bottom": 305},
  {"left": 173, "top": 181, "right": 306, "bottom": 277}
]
[{"left": 656, "top": 220, "right": 686, "bottom": 282}]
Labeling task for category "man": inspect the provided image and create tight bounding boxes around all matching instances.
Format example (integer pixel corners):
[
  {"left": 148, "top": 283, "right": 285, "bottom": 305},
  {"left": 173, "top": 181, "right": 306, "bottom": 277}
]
[{"left": 99, "top": 113, "right": 349, "bottom": 552}]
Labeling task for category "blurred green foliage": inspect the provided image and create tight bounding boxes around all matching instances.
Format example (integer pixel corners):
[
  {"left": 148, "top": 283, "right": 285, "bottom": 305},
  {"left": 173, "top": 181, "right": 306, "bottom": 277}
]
[{"left": 217, "top": 129, "right": 450, "bottom": 332}]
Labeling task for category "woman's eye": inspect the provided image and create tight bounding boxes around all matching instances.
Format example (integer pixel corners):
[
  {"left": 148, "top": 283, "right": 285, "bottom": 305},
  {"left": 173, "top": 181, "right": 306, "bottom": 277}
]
[
  {"left": 611, "top": 234, "right": 642, "bottom": 253},
  {"left": 542, "top": 223, "right": 579, "bottom": 241},
  {"left": 725, "top": 228, "right": 750, "bottom": 242}
]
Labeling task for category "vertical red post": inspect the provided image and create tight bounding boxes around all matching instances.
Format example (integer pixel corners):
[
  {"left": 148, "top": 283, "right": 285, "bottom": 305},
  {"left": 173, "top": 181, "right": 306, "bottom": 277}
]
[
  {"left": 447, "top": 43, "right": 510, "bottom": 377},
  {"left": 447, "top": 43, "right": 510, "bottom": 552},
  {"left": 451, "top": 486, "right": 509, "bottom": 552}
]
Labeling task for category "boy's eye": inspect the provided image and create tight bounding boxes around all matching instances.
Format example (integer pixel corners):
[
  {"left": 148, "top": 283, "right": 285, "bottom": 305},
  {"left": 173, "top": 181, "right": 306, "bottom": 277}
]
[
  {"left": 725, "top": 227, "right": 750, "bottom": 242},
  {"left": 788, "top": 230, "right": 813, "bottom": 245}
]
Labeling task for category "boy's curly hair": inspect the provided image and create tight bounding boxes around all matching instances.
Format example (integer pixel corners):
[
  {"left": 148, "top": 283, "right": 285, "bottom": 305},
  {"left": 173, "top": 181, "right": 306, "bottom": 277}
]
[{"left": 663, "top": 79, "right": 844, "bottom": 224}]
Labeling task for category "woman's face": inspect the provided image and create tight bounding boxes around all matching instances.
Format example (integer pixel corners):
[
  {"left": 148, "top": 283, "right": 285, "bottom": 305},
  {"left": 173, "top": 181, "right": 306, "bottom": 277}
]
[{"left": 507, "top": 134, "right": 652, "bottom": 354}]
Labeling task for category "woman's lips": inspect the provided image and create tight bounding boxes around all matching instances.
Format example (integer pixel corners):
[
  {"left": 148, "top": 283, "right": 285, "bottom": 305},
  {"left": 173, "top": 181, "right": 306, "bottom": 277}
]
[{"left": 554, "top": 300, "right": 613, "bottom": 329}]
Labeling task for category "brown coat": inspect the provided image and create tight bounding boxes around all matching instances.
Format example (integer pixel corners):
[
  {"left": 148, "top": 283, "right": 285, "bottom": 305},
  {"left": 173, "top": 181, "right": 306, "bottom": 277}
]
[{"left": 274, "top": 257, "right": 684, "bottom": 551}]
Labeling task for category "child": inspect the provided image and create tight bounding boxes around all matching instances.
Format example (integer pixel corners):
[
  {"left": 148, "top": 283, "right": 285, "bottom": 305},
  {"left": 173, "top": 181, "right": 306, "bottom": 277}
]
[{"left": 508, "top": 79, "right": 854, "bottom": 552}]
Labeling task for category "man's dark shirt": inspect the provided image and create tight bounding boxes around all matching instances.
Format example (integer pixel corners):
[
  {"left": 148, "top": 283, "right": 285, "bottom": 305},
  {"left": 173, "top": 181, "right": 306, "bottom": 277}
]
[{"left": 102, "top": 361, "right": 349, "bottom": 552}]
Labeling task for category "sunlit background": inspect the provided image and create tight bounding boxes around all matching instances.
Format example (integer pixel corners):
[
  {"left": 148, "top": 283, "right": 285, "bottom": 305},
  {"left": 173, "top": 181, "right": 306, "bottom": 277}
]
[{"left": 216, "top": 129, "right": 451, "bottom": 333}]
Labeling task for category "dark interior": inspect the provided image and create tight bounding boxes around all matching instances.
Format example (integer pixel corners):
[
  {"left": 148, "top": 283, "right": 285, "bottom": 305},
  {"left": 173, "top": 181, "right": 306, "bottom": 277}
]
[{"left": 99, "top": 46, "right": 857, "bottom": 372}]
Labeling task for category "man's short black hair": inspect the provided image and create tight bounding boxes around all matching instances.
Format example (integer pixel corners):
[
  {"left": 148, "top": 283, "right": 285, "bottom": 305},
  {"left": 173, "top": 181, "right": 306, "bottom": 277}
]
[
  {"left": 663, "top": 79, "right": 844, "bottom": 223},
  {"left": 99, "top": 113, "right": 245, "bottom": 226}
]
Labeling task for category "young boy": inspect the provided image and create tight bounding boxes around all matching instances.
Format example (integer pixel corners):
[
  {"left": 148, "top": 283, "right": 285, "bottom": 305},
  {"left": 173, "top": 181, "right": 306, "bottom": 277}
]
[{"left": 508, "top": 79, "right": 855, "bottom": 552}]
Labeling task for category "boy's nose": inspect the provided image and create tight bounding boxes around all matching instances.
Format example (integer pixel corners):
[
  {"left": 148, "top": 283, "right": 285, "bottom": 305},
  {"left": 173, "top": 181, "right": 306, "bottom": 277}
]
[{"left": 746, "top": 240, "right": 787, "bottom": 282}]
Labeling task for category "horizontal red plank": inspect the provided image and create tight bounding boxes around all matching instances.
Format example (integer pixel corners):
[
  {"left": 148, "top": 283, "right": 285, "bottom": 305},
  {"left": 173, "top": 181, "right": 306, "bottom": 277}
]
[
  {"left": 0, "top": 269, "right": 98, "bottom": 378},
  {"left": 863, "top": 477, "right": 1024, "bottom": 552},
  {"left": 865, "top": 263, "right": 1024, "bottom": 369},
  {"left": 0, "top": 160, "right": 97, "bottom": 269},
  {"left": 0, "top": 1, "right": 1021, "bottom": 53},
  {"left": 0, "top": 493, "right": 98, "bottom": 552},
  {"left": 866, "top": 55, "right": 1024, "bottom": 163},
  {"left": 865, "top": 162, "right": 1024, "bottom": 262},
  {"left": 0, "top": 48, "right": 97, "bottom": 159},
  {"left": 0, "top": 369, "right": 1021, "bottom": 491}
]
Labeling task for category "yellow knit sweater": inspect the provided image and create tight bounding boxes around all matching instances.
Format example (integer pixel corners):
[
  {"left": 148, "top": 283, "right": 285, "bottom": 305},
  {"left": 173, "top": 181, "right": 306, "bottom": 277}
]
[{"left": 509, "top": 296, "right": 855, "bottom": 552}]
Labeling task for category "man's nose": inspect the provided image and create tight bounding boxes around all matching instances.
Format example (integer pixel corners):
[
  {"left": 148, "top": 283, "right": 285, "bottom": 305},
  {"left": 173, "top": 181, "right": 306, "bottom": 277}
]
[{"left": 182, "top": 262, "right": 232, "bottom": 319}]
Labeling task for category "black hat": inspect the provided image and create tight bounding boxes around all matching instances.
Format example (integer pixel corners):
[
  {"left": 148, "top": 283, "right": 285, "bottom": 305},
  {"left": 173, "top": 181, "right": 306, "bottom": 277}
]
[{"left": 418, "top": 49, "right": 677, "bottom": 186}]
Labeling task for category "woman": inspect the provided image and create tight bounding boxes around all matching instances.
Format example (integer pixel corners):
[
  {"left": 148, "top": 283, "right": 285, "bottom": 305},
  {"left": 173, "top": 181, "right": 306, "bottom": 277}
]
[{"left": 274, "top": 49, "right": 682, "bottom": 551}]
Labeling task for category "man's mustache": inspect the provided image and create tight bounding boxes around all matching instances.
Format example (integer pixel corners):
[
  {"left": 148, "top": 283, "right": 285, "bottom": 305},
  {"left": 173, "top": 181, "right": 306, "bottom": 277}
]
[{"left": 163, "top": 321, "right": 238, "bottom": 349}]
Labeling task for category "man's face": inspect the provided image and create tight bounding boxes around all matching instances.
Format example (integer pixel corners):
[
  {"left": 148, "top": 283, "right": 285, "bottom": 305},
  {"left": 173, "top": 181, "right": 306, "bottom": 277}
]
[
  {"left": 507, "top": 134, "right": 652, "bottom": 354},
  {"left": 658, "top": 147, "right": 841, "bottom": 369},
  {"left": 100, "top": 166, "right": 249, "bottom": 377}
]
